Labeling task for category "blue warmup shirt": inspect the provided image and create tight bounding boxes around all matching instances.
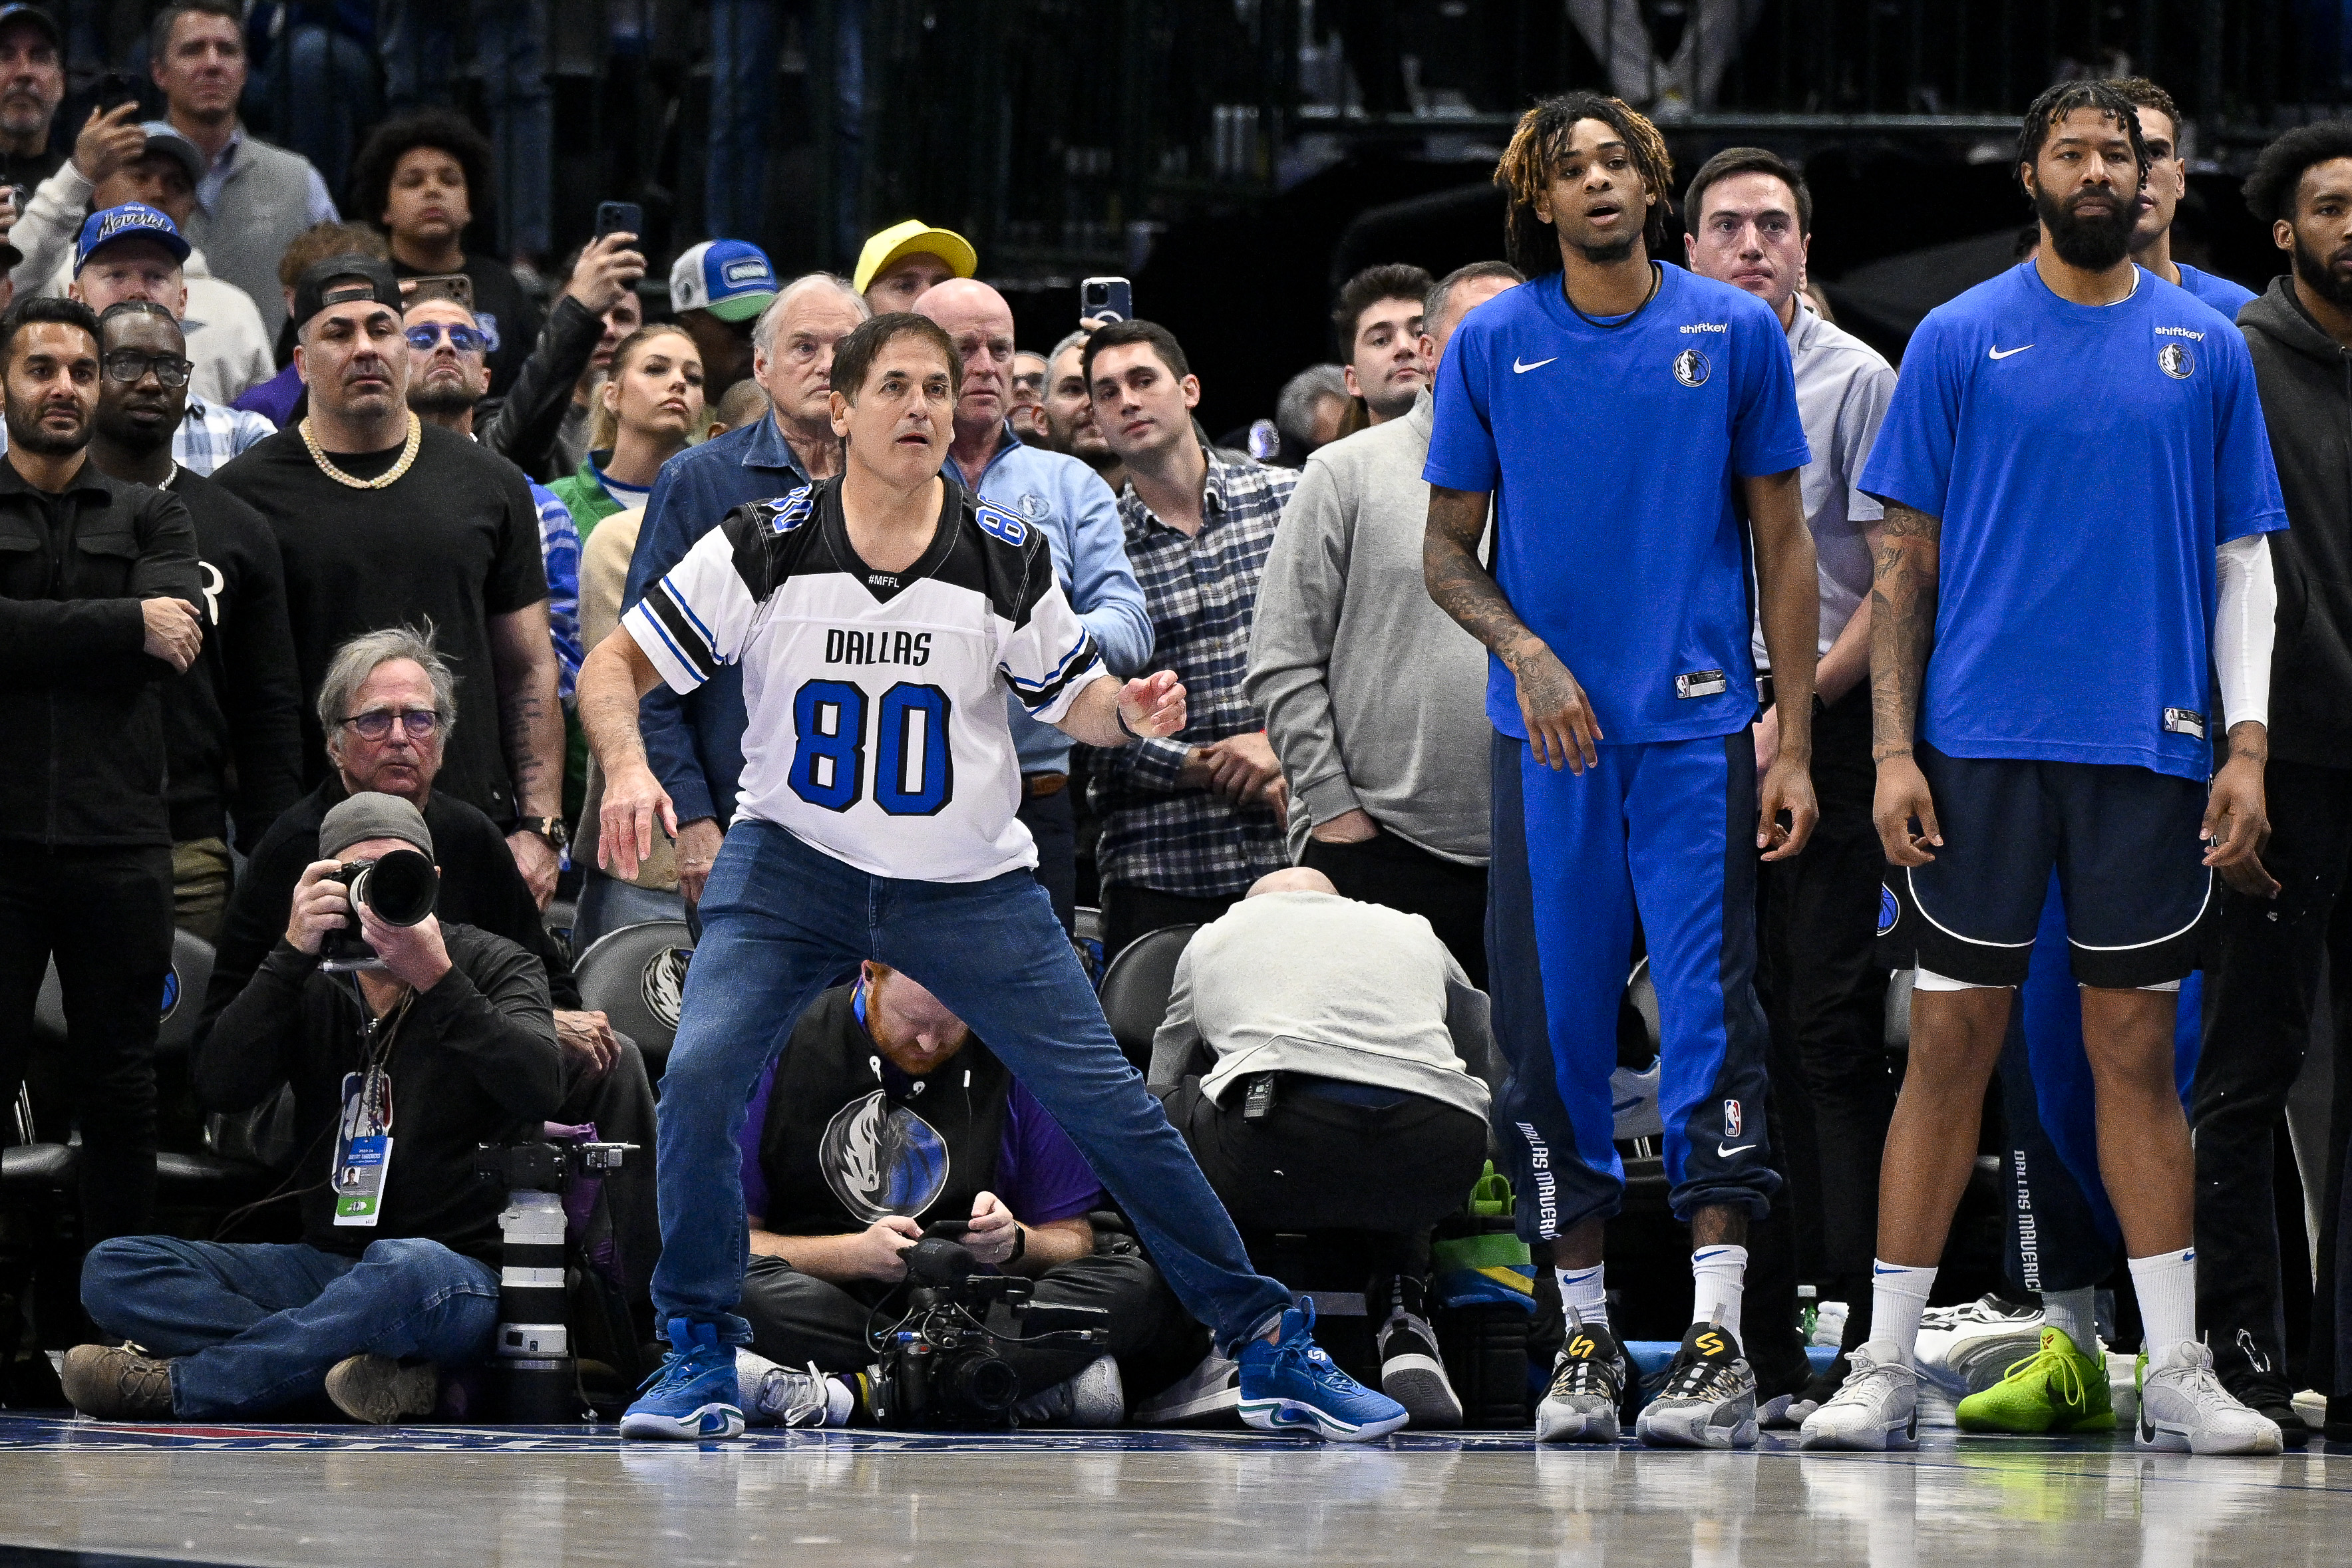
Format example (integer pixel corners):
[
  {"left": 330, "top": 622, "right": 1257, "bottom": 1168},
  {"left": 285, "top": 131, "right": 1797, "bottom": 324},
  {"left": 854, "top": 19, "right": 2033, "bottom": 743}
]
[
  {"left": 1860, "top": 263, "right": 2286, "bottom": 782},
  {"left": 2175, "top": 263, "right": 2258, "bottom": 320},
  {"left": 1423, "top": 263, "right": 1811, "bottom": 744}
]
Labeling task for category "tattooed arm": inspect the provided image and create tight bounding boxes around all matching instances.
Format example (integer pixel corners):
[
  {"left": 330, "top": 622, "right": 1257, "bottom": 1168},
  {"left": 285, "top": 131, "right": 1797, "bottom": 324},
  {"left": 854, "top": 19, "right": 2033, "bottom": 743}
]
[
  {"left": 1868, "top": 499, "right": 1943, "bottom": 865},
  {"left": 488, "top": 600, "right": 565, "bottom": 906},
  {"left": 1425, "top": 484, "right": 1603, "bottom": 772}
]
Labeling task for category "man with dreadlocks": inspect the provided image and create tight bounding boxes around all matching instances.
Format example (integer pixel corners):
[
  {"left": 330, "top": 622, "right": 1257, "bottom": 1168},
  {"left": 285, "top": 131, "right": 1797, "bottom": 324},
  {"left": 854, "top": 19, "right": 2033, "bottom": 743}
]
[
  {"left": 1800, "top": 80, "right": 2286, "bottom": 1455},
  {"left": 1421, "top": 90, "right": 1820, "bottom": 1450}
]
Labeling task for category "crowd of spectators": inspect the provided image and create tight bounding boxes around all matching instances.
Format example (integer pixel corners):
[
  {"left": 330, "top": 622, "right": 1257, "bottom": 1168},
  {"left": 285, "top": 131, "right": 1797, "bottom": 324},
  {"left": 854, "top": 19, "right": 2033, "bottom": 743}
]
[{"left": 0, "top": 5, "right": 2346, "bottom": 1450}]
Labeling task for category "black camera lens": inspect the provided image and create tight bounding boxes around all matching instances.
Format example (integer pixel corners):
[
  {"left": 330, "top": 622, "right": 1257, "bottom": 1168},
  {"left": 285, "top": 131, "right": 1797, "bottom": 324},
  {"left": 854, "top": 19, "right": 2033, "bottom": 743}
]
[
  {"left": 946, "top": 1352, "right": 1020, "bottom": 1415},
  {"left": 351, "top": 848, "right": 438, "bottom": 926}
]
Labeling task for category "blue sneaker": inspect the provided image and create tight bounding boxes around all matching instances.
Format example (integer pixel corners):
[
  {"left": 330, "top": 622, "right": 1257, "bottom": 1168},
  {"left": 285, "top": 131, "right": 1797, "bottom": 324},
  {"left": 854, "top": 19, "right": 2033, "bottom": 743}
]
[
  {"left": 1236, "top": 1302, "right": 1409, "bottom": 1442},
  {"left": 619, "top": 1318, "right": 746, "bottom": 1440}
]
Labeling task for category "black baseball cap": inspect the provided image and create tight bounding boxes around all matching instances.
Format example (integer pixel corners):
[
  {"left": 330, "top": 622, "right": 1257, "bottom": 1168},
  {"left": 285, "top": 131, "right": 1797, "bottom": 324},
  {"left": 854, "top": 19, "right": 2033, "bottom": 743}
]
[
  {"left": 291, "top": 253, "right": 403, "bottom": 332},
  {"left": 0, "top": 5, "right": 61, "bottom": 49}
]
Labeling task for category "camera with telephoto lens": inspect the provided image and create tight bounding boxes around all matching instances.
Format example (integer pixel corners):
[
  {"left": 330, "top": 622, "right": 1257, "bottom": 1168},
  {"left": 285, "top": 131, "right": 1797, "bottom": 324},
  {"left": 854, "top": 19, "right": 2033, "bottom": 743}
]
[
  {"left": 864, "top": 1236, "right": 1108, "bottom": 1428},
  {"left": 317, "top": 849, "right": 439, "bottom": 973},
  {"left": 472, "top": 1140, "right": 636, "bottom": 1421}
]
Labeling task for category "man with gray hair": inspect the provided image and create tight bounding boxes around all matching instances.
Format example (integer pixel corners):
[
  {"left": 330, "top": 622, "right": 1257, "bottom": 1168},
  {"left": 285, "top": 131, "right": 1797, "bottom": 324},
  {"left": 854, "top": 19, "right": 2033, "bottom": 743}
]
[
  {"left": 1245, "top": 261, "right": 1523, "bottom": 984},
  {"left": 67, "top": 788, "right": 566, "bottom": 1425},
  {"left": 1274, "top": 365, "right": 1351, "bottom": 462},
  {"left": 203, "top": 625, "right": 599, "bottom": 1075},
  {"left": 619, "top": 271, "right": 870, "bottom": 903}
]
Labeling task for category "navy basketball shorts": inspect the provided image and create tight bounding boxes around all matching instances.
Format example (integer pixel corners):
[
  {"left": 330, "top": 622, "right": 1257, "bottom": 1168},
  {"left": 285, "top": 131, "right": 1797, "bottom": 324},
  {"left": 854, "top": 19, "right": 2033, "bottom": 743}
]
[
  {"left": 1488, "top": 730, "right": 1780, "bottom": 1242},
  {"left": 1882, "top": 743, "right": 2212, "bottom": 990}
]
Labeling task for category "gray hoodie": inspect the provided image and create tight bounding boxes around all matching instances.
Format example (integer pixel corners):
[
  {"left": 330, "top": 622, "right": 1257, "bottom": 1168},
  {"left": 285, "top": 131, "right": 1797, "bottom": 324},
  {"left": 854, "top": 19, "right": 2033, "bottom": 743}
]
[
  {"left": 1244, "top": 390, "right": 1492, "bottom": 863},
  {"left": 2239, "top": 278, "right": 2352, "bottom": 769}
]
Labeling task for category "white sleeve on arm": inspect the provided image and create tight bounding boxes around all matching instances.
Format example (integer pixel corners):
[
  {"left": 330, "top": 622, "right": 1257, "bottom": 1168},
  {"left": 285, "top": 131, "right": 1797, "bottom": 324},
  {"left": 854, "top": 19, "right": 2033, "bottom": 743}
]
[
  {"left": 622, "top": 524, "right": 757, "bottom": 693},
  {"left": 1000, "top": 578, "right": 1110, "bottom": 722},
  {"left": 2213, "top": 532, "right": 2276, "bottom": 732}
]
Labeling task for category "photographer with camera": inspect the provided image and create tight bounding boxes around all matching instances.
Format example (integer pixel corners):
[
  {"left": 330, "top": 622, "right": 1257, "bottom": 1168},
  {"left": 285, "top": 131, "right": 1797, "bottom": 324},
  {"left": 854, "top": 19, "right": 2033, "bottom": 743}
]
[
  {"left": 730, "top": 962, "right": 1172, "bottom": 1428},
  {"left": 64, "top": 792, "right": 564, "bottom": 1424}
]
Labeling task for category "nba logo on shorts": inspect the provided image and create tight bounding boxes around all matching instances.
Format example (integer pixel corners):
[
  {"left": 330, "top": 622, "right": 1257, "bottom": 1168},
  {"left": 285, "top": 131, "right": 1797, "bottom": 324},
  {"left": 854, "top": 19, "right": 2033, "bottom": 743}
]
[
  {"left": 1723, "top": 1100, "right": 1743, "bottom": 1138},
  {"left": 1673, "top": 348, "right": 1711, "bottom": 387}
]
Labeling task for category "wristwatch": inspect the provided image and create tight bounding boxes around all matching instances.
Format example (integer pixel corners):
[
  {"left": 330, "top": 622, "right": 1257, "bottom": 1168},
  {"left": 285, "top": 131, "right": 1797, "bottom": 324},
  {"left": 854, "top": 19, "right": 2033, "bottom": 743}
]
[
  {"left": 1005, "top": 1223, "right": 1027, "bottom": 1265},
  {"left": 520, "top": 816, "right": 570, "bottom": 853}
]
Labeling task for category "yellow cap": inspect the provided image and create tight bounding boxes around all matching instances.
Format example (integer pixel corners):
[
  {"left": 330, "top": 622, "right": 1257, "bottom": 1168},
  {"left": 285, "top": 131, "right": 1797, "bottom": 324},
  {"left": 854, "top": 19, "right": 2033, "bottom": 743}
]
[{"left": 852, "top": 219, "right": 979, "bottom": 295}]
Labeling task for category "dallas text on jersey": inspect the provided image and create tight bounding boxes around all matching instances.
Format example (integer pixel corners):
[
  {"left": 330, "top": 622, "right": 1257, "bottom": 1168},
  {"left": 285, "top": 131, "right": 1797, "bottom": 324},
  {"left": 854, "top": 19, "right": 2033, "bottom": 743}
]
[{"left": 825, "top": 629, "right": 934, "bottom": 667}]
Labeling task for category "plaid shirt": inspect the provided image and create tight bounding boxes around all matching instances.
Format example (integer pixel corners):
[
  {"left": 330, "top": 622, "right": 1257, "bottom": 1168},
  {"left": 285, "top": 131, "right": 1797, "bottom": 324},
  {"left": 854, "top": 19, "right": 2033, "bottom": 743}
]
[
  {"left": 1091, "top": 448, "right": 1296, "bottom": 898},
  {"left": 172, "top": 396, "right": 276, "bottom": 478}
]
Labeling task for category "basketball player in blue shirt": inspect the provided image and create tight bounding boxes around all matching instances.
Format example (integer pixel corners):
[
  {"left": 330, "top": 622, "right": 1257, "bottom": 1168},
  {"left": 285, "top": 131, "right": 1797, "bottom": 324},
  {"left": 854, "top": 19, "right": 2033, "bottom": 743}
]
[
  {"left": 1423, "top": 91, "right": 1822, "bottom": 1449},
  {"left": 1802, "top": 82, "right": 2287, "bottom": 1456},
  {"left": 579, "top": 313, "right": 1405, "bottom": 1443}
]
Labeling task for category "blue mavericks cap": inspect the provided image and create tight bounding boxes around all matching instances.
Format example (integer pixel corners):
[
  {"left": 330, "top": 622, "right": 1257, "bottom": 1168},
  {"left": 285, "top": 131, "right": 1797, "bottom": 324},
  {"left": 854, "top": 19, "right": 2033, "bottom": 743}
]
[
  {"left": 669, "top": 239, "right": 778, "bottom": 322},
  {"left": 75, "top": 203, "right": 192, "bottom": 275}
]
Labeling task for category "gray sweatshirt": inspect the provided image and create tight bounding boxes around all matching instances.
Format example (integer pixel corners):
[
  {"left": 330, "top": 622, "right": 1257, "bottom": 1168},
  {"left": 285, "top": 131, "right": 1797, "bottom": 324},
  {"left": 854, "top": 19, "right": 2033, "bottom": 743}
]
[
  {"left": 1146, "top": 890, "right": 1498, "bottom": 1122},
  {"left": 1245, "top": 391, "right": 1492, "bottom": 863}
]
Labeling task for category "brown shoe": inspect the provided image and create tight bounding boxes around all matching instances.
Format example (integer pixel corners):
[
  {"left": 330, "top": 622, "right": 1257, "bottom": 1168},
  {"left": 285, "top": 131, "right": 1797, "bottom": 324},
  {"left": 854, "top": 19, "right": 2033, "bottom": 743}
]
[
  {"left": 324, "top": 1354, "right": 439, "bottom": 1424},
  {"left": 60, "top": 1343, "right": 175, "bottom": 1420}
]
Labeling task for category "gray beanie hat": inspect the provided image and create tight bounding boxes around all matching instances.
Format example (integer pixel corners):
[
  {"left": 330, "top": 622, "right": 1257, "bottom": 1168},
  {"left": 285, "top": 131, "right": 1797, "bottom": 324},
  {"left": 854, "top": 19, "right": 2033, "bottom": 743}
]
[{"left": 319, "top": 791, "right": 435, "bottom": 862}]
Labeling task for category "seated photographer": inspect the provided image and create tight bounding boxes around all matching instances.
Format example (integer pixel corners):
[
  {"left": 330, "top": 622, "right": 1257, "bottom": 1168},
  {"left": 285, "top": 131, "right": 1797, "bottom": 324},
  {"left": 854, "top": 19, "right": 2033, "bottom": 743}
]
[
  {"left": 64, "top": 793, "right": 564, "bottom": 1424},
  {"left": 1149, "top": 868, "right": 1497, "bottom": 1427},
  {"left": 733, "top": 963, "right": 1174, "bottom": 1428}
]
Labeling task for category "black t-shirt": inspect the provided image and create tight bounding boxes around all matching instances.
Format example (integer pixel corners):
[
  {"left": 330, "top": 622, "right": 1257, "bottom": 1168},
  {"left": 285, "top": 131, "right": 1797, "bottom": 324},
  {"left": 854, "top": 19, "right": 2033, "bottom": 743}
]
[
  {"left": 395, "top": 254, "right": 544, "bottom": 399},
  {"left": 0, "top": 145, "right": 65, "bottom": 203},
  {"left": 216, "top": 422, "right": 548, "bottom": 826},
  {"left": 164, "top": 466, "right": 305, "bottom": 848}
]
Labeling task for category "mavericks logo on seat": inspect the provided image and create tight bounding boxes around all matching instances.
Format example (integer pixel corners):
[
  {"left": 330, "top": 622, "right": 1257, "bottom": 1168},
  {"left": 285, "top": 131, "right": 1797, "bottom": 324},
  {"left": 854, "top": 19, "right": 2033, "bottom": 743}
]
[{"left": 639, "top": 947, "right": 693, "bottom": 1030}]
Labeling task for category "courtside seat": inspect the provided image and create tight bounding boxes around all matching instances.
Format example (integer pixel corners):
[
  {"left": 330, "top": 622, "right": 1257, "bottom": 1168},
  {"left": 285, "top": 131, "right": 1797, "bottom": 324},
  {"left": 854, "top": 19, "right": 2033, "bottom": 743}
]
[
  {"left": 1096, "top": 923, "right": 1200, "bottom": 1076},
  {"left": 572, "top": 920, "right": 695, "bottom": 1080}
]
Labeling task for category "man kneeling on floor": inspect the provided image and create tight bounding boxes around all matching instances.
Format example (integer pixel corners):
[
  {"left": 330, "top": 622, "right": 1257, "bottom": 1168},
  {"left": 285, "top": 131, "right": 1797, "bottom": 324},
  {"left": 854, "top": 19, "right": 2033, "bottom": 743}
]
[
  {"left": 66, "top": 792, "right": 564, "bottom": 1424},
  {"left": 1146, "top": 868, "right": 1498, "bottom": 1428},
  {"left": 729, "top": 961, "right": 1174, "bottom": 1428}
]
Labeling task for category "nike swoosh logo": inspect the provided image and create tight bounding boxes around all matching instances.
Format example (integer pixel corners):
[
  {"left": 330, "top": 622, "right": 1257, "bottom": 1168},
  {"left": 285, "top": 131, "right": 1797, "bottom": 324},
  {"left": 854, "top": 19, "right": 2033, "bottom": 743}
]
[
  {"left": 1988, "top": 344, "right": 2035, "bottom": 359},
  {"left": 1513, "top": 356, "right": 1558, "bottom": 373},
  {"left": 1717, "top": 1143, "right": 1755, "bottom": 1158}
]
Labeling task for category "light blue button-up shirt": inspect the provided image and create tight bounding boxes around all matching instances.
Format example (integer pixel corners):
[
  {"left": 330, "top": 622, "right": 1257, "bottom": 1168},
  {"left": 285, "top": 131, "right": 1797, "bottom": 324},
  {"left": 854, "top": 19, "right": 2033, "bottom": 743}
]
[{"left": 945, "top": 423, "right": 1152, "bottom": 773}]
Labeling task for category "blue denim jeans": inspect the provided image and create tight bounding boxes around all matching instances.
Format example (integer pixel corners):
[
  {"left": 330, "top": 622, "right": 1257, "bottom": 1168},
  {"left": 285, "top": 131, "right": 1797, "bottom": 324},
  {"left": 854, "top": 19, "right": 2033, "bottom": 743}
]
[
  {"left": 81, "top": 1236, "right": 500, "bottom": 1419},
  {"left": 654, "top": 817, "right": 1290, "bottom": 1351}
]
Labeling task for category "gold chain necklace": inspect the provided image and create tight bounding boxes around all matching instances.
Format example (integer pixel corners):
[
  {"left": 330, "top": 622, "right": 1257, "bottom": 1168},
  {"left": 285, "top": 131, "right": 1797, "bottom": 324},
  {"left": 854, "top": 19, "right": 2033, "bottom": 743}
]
[{"left": 300, "top": 412, "right": 422, "bottom": 490}]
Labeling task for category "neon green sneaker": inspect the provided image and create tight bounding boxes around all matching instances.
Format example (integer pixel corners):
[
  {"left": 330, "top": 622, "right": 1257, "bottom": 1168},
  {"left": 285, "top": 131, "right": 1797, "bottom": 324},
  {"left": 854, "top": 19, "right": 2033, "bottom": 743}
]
[{"left": 1954, "top": 1327, "right": 2114, "bottom": 1434}]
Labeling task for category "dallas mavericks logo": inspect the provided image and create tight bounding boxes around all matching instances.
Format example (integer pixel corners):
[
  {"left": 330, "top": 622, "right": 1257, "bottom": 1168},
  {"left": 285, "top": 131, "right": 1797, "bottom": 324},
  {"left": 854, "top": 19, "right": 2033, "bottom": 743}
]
[
  {"left": 1015, "top": 492, "right": 1051, "bottom": 520},
  {"left": 1723, "top": 1100, "right": 1743, "bottom": 1138},
  {"left": 820, "top": 1090, "right": 951, "bottom": 1223},
  {"left": 1673, "top": 348, "right": 1711, "bottom": 387},
  {"left": 2158, "top": 342, "right": 2195, "bottom": 380},
  {"left": 639, "top": 946, "right": 693, "bottom": 1030},
  {"left": 160, "top": 967, "right": 180, "bottom": 1020},
  {"left": 1878, "top": 885, "right": 1900, "bottom": 937}
]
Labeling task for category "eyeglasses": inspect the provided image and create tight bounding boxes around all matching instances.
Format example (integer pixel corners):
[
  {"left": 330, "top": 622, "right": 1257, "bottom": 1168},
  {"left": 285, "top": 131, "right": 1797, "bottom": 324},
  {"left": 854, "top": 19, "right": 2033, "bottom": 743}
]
[
  {"left": 341, "top": 708, "right": 442, "bottom": 742},
  {"left": 403, "top": 323, "right": 487, "bottom": 355},
  {"left": 102, "top": 351, "right": 192, "bottom": 387}
]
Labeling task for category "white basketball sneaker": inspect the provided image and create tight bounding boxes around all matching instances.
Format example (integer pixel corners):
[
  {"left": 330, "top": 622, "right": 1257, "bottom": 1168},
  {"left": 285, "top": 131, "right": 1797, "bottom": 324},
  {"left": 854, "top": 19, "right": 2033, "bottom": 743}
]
[{"left": 1799, "top": 1344, "right": 1919, "bottom": 1450}]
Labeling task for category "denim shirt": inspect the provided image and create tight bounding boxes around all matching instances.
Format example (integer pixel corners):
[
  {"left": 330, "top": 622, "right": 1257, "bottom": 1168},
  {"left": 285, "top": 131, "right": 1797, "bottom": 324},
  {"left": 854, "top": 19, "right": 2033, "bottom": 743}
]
[
  {"left": 943, "top": 422, "right": 1152, "bottom": 775},
  {"left": 621, "top": 413, "right": 812, "bottom": 827}
]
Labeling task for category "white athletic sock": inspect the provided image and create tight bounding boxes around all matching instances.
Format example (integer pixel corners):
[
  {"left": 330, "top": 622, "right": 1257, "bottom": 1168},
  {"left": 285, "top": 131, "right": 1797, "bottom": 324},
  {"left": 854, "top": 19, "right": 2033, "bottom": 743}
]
[
  {"left": 2042, "top": 1287, "right": 2099, "bottom": 1357},
  {"left": 2128, "top": 1247, "right": 2198, "bottom": 1353},
  {"left": 1690, "top": 1244, "right": 1749, "bottom": 1341},
  {"left": 1866, "top": 1259, "right": 1937, "bottom": 1368},
  {"left": 1558, "top": 1264, "right": 1609, "bottom": 1331}
]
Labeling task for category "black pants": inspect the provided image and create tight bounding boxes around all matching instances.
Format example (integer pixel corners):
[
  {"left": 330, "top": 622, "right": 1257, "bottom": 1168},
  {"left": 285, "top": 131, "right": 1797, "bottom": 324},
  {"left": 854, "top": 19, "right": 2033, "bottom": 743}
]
[
  {"left": 1019, "top": 783, "right": 1077, "bottom": 936},
  {"left": 739, "top": 1249, "right": 1173, "bottom": 1394},
  {"left": 1099, "top": 883, "right": 1242, "bottom": 964},
  {"left": 1160, "top": 1074, "right": 1488, "bottom": 1243},
  {"left": 1751, "top": 689, "right": 1894, "bottom": 1350},
  {"left": 1299, "top": 827, "right": 1489, "bottom": 989},
  {"left": 2194, "top": 758, "right": 2352, "bottom": 1389},
  {"left": 0, "top": 844, "right": 172, "bottom": 1245}
]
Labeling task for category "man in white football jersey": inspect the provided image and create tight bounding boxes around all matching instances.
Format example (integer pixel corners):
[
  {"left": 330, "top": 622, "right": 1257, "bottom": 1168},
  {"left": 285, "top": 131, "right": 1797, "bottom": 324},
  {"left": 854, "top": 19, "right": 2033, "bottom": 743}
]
[{"left": 579, "top": 312, "right": 1405, "bottom": 1443}]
